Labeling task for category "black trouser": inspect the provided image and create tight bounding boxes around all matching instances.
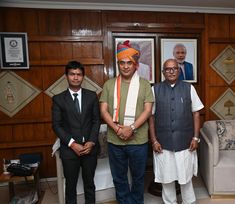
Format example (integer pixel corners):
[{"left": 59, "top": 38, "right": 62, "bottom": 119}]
[{"left": 62, "top": 154, "right": 97, "bottom": 204}]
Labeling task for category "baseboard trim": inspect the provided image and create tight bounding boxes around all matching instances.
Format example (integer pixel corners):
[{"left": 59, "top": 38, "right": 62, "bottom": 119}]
[{"left": 211, "top": 194, "right": 235, "bottom": 199}]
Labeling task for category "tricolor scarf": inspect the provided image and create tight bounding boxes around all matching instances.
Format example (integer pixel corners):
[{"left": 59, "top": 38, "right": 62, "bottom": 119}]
[{"left": 113, "top": 71, "right": 140, "bottom": 125}]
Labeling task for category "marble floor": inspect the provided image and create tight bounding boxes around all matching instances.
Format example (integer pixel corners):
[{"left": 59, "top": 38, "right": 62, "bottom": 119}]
[{"left": 1, "top": 173, "right": 235, "bottom": 204}]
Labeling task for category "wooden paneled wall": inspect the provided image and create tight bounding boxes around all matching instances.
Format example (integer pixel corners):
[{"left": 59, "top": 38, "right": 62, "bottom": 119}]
[
  {"left": 0, "top": 7, "right": 234, "bottom": 177},
  {"left": 0, "top": 8, "right": 105, "bottom": 177},
  {"left": 205, "top": 14, "right": 235, "bottom": 121}
]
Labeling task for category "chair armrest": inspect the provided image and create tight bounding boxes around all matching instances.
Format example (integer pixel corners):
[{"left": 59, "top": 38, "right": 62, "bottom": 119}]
[
  {"left": 200, "top": 121, "right": 220, "bottom": 165},
  {"left": 199, "top": 129, "right": 214, "bottom": 195},
  {"left": 200, "top": 128, "right": 219, "bottom": 166}
]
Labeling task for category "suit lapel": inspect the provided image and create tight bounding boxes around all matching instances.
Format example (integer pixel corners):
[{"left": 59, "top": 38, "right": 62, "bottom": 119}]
[
  {"left": 64, "top": 89, "right": 74, "bottom": 108},
  {"left": 80, "top": 89, "right": 86, "bottom": 124}
]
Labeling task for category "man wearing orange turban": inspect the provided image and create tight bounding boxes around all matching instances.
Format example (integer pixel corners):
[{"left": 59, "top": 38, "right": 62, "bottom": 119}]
[{"left": 100, "top": 40, "right": 154, "bottom": 204}]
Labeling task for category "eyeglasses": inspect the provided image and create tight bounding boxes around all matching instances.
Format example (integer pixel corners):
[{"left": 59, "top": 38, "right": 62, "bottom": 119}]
[
  {"left": 163, "top": 67, "right": 179, "bottom": 73},
  {"left": 118, "top": 61, "right": 133, "bottom": 66}
]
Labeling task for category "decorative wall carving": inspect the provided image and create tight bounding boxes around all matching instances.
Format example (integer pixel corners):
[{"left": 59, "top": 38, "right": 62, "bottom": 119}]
[
  {"left": 210, "top": 88, "right": 235, "bottom": 120},
  {"left": 0, "top": 71, "right": 41, "bottom": 117},
  {"left": 210, "top": 45, "right": 235, "bottom": 84}
]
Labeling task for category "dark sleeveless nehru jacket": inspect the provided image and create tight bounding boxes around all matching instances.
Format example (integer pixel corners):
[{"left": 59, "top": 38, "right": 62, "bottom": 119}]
[{"left": 153, "top": 80, "right": 193, "bottom": 151}]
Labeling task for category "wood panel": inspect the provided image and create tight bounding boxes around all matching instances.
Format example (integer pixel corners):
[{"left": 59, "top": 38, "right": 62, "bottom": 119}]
[
  {"left": 0, "top": 125, "right": 13, "bottom": 143},
  {"left": 104, "top": 11, "right": 204, "bottom": 25},
  {"left": 38, "top": 9, "right": 71, "bottom": 36},
  {"left": 84, "top": 65, "right": 105, "bottom": 86},
  {"left": 156, "top": 12, "right": 204, "bottom": 24},
  {"left": 40, "top": 42, "right": 73, "bottom": 61},
  {"left": 205, "top": 14, "right": 235, "bottom": 121},
  {"left": 72, "top": 42, "right": 103, "bottom": 59},
  {"left": 28, "top": 42, "right": 41, "bottom": 62},
  {"left": 207, "top": 14, "right": 230, "bottom": 38},
  {"left": 0, "top": 123, "right": 55, "bottom": 146},
  {"left": 230, "top": 15, "right": 235, "bottom": 37},
  {"left": 71, "top": 10, "right": 102, "bottom": 36},
  {"left": 1, "top": 7, "right": 233, "bottom": 178},
  {"left": 0, "top": 8, "right": 104, "bottom": 177},
  {"left": 42, "top": 66, "right": 65, "bottom": 89},
  {"left": 104, "top": 11, "right": 157, "bottom": 23},
  {"left": 0, "top": 8, "right": 39, "bottom": 34}
]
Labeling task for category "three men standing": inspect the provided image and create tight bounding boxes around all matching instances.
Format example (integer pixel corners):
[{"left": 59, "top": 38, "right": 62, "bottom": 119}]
[{"left": 52, "top": 43, "right": 203, "bottom": 204}]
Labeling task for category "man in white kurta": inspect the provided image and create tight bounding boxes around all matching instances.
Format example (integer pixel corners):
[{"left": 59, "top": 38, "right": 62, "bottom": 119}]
[{"left": 149, "top": 59, "right": 204, "bottom": 204}]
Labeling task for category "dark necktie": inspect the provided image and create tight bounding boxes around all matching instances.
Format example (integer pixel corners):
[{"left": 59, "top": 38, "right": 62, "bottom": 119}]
[{"left": 73, "top": 93, "right": 81, "bottom": 114}]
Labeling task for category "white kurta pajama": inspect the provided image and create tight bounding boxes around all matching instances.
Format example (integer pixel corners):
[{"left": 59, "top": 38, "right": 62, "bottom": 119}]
[
  {"left": 152, "top": 85, "right": 204, "bottom": 204},
  {"left": 153, "top": 149, "right": 198, "bottom": 185}
]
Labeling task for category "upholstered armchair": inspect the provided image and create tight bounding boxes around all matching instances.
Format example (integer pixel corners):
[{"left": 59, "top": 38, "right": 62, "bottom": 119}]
[{"left": 199, "top": 120, "right": 235, "bottom": 197}]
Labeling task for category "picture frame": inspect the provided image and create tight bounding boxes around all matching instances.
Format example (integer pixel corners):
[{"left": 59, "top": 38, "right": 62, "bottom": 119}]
[
  {"left": 0, "top": 32, "right": 29, "bottom": 69},
  {"left": 113, "top": 35, "right": 155, "bottom": 83},
  {"left": 160, "top": 38, "right": 198, "bottom": 83}
]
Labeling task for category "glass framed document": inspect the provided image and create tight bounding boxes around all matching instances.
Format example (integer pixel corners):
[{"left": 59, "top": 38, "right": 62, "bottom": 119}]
[{"left": 0, "top": 32, "right": 29, "bottom": 69}]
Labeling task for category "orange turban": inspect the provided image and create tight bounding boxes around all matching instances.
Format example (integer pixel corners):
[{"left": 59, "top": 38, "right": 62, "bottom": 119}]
[{"left": 117, "top": 40, "right": 139, "bottom": 63}]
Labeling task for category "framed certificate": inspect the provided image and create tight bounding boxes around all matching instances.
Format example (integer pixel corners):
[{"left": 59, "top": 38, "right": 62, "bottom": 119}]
[{"left": 0, "top": 32, "right": 29, "bottom": 69}]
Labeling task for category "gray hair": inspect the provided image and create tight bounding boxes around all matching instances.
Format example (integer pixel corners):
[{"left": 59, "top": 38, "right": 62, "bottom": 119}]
[
  {"left": 173, "top": 43, "right": 187, "bottom": 54},
  {"left": 163, "top": 59, "right": 178, "bottom": 69}
]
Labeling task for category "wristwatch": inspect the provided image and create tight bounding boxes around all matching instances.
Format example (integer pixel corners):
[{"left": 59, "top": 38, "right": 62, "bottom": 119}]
[
  {"left": 193, "top": 137, "right": 200, "bottom": 143},
  {"left": 130, "top": 124, "right": 137, "bottom": 133}
]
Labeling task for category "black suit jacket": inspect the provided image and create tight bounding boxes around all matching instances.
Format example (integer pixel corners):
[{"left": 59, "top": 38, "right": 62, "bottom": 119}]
[{"left": 52, "top": 88, "right": 100, "bottom": 159}]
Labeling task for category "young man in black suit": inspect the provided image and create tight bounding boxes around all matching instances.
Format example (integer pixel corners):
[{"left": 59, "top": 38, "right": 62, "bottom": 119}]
[{"left": 52, "top": 61, "right": 100, "bottom": 204}]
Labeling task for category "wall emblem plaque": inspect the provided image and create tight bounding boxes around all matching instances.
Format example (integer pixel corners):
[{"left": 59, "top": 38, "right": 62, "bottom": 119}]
[
  {"left": 210, "top": 88, "right": 235, "bottom": 120},
  {"left": 210, "top": 45, "right": 235, "bottom": 84},
  {"left": 0, "top": 71, "right": 41, "bottom": 117}
]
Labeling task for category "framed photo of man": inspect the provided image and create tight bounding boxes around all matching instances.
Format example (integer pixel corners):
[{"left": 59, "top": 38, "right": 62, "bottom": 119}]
[
  {"left": 160, "top": 38, "right": 198, "bottom": 83},
  {"left": 113, "top": 36, "right": 155, "bottom": 83}
]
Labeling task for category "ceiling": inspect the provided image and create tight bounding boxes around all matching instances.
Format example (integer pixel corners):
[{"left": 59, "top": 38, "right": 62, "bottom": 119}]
[{"left": 1, "top": 0, "right": 235, "bottom": 14}]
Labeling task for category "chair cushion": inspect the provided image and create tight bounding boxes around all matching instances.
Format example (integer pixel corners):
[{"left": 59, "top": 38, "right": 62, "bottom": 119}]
[
  {"left": 98, "top": 124, "right": 108, "bottom": 158},
  {"left": 216, "top": 120, "right": 235, "bottom": 150}
]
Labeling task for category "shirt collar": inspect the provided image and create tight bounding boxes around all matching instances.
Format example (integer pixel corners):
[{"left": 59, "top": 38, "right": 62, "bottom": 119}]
[{"left": 69, "top": 88, "right": 82, "bottom": 97}]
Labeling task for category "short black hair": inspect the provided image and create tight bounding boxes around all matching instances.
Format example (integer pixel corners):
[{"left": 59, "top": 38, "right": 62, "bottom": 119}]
[{"left": 65, "top": 61, "right": 85, "bottom": 76}]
